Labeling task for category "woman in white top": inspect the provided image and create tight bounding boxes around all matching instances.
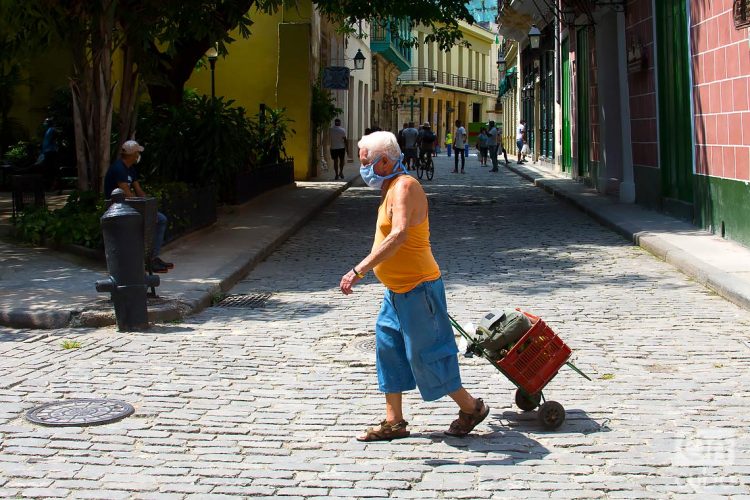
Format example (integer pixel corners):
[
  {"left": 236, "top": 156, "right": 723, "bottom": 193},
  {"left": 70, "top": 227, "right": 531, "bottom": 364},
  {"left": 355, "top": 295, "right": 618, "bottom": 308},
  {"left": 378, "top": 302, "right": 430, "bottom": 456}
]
[{"left": 516, "top": 120, "right": 527, "bottom": 164}]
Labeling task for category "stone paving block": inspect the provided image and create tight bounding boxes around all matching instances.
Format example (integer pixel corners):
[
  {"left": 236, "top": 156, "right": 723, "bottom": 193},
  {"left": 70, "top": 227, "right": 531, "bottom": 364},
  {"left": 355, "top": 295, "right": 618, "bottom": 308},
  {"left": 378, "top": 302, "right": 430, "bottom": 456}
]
[
  {"left": 6, "top": 477, "right": 55, "bottom": 489},
  {"left": 211, "top": 485, "right": 277, "bottom": 495},
  {"left": 329, "top": 493, "right": 392, "bottom": 500},
  {"left": 20, "top": 487, "right": 69, "bottom": 498},
  {"left": 74, "top": 490, "right": 134, "bottom": 499},
  {"left": 131, "top": 494, "right": 185, "bottom": 500},
  {"left": 276, "top": 487, "right": 330, "bottom": 496},
  {"left": 389, "top": 491, "right": 441, "bottom": 498}
]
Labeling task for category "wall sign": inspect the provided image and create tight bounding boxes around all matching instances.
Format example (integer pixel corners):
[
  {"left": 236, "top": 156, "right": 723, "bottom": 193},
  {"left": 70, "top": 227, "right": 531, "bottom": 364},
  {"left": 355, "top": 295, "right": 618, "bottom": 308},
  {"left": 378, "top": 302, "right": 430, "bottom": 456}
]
[{"left": 323, "top": 67, "right": 350, "bottom": 90}]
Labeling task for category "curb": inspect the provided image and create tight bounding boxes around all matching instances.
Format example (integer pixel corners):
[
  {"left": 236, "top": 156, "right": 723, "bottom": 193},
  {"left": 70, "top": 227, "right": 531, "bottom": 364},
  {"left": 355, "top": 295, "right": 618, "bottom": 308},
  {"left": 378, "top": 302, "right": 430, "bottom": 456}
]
[
  {"left": 176, "top": 177, "right": 360, "bottom": 320},
  {"left": 505, "top": 163, "right": 750, "bottom": 312},
  {"left": 0, "top": 179, "right": 358, "bottom": 330}
]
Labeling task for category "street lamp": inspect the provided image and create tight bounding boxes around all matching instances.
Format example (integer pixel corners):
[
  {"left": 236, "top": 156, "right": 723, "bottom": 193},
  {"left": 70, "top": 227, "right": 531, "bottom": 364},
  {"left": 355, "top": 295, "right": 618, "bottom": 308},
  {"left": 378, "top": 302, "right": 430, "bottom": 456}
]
[
  {"left": 562, "top": 7, "right": 577, "bottom": 26},
  {"left": 528, "top": 24, "right": 541, "bottom": 49},
  {"left": 400, "top": 92, "right": 419, "bottom": 122},
  {"left": 353, "top": 49, "right": 366, "bottom": 70},
  {"left": 206, "top": 44, "right": 219, "bottom": 100},
  {"left": 497, "top": 50, "right": 507, "bottom": 74}
]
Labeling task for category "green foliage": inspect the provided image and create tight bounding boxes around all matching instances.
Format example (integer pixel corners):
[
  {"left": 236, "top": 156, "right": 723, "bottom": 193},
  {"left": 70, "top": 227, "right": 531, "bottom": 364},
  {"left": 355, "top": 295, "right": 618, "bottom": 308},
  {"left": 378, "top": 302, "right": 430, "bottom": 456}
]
[
  {"left": 138, "top": 93, "right": 294, "bottom": 202},
  {"left": 61, "top": 340, "right": 81, "bottom": 349},
  {"left": 317, "top": 3, "right": 475, "bottom": 52},
  {"left": 2, "top": 141, "right": 37, "bottom": 167},
  {"left": 311, "top": 82, "right": 342, "bottom": 134},
  {"left": 12, "top": 206, "right": 49, "bottom": 245},
  {"left": 250, "top": 107, "right": 295, "bottom": 165},
  {"left": 12, "top": 191, "right": 106, "bottom": 249},
  {"left": 137, "top": 92, "right": 254, "bottom": 189}
]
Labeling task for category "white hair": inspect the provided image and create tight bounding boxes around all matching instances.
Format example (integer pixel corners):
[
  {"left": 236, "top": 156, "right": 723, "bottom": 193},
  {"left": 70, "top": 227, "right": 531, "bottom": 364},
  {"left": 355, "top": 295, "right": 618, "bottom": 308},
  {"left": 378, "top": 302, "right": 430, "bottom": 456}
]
[{"left": 357, "top": 131, "right": 401, "bottom": 163}]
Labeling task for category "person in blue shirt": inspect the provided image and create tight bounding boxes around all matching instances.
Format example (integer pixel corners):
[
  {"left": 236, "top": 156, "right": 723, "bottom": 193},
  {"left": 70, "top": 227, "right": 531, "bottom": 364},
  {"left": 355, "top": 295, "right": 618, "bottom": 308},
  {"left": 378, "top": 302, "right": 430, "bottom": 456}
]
[
  {"left": 104, "top": 140, "right": 173, "bottom": 273},
  {"left": 41, "top": 118, "right": 60, "bottom": 188}
]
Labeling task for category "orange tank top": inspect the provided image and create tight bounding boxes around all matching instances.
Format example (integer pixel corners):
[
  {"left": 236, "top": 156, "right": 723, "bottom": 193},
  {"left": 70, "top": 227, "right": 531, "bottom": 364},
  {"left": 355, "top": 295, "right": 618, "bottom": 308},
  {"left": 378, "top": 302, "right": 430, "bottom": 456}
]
[{"left": 372, "top": 176, "right": 441, "bottom": 293}]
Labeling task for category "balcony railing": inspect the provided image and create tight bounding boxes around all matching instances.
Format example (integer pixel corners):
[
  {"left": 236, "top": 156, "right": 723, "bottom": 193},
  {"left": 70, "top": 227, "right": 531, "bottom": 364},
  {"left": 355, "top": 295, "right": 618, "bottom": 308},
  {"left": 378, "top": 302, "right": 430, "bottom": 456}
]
[
  {"left": 370, "top": 20, "right": 411, "bottom": 71},
  {"left": 398, "top": 68, "right": 498, "bottom": 95}
]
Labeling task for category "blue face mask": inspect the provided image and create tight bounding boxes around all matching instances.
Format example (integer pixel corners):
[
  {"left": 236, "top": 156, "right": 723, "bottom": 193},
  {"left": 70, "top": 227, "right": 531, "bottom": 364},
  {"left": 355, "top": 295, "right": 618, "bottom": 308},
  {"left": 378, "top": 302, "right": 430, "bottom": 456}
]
[{"left": 360, "top": 154, "right": 407, "bottom": 189}]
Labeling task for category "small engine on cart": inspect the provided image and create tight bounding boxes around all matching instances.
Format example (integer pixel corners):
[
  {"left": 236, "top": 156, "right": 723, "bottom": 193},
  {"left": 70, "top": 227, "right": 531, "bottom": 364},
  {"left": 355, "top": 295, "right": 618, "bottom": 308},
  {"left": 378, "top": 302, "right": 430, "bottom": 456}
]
[{"left": 464, "top": 309, "right": 532, "bottom": 361}]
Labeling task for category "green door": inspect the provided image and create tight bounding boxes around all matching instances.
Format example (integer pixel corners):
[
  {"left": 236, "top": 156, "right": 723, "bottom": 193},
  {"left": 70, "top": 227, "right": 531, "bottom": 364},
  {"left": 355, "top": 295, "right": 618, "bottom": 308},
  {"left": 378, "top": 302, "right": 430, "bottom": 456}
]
[
  {"left": 562, "top": 38, "right": 572, "bottom": 173},
  {"left": 656, "top": 0, "right": 693, "bottom": 203},
  {"left": 576, "top": 28, "right": 590, "bottom": 178}
]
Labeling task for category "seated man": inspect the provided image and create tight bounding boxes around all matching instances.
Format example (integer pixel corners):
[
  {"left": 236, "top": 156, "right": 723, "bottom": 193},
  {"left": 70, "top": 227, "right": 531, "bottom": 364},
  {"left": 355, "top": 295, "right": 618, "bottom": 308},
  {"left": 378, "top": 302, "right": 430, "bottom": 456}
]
[
  {"left": 417, "top": 122, "right": 436, "bottom": 165},
  {"left": 103, "top": 140, "right": 173, "bottom": 273}
]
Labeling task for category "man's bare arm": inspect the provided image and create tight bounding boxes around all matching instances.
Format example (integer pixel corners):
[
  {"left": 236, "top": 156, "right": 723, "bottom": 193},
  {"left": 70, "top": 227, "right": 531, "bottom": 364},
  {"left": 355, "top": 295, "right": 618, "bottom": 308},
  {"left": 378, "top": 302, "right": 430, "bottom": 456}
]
[
  {"left": 132, "top": 181, "right": 147, "bottom": 197},
  {"left": 116, "top": 182, "right": 135, "bottom": 197}
]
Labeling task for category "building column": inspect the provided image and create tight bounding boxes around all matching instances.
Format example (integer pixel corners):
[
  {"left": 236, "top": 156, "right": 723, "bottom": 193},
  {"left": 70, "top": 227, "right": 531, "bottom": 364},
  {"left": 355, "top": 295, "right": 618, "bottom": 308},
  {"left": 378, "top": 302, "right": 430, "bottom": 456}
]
[{"left": 617, "top": 9, "right": 635, "bottom": 202}]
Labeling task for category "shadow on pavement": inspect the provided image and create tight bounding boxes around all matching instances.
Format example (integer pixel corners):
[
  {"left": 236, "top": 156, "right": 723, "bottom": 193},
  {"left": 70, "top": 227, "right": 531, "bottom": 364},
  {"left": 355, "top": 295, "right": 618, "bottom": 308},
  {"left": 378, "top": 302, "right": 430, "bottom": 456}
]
[
  {"left": 144, "top": 324, "right": 197, "bottom": 334},
  {"left": 495, "top": 408, "right": 611, "bottom": 435},
  {"left": 423, "top": 428, "right": 551, "bottom": 465}
]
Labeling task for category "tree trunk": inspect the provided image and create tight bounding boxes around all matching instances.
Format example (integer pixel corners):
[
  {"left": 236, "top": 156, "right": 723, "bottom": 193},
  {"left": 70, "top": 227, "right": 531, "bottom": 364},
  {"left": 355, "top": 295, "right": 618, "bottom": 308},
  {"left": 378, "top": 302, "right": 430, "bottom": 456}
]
[
  {"left": 118, "top": 43, "right": 139, "bottom": 145},
  {"left": 69, "top": 0, "right": 117, "bottom": 193}
]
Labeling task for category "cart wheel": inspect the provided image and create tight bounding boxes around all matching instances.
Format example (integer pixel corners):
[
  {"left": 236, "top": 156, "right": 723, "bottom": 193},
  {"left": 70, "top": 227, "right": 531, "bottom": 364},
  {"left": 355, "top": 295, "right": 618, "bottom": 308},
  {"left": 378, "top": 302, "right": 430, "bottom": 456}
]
[
  {"left": 538, "top": 401, "right": 566, "bottom": 430},
  {"left": 515, "top": 389, "right": 541, "bottom": 412}
]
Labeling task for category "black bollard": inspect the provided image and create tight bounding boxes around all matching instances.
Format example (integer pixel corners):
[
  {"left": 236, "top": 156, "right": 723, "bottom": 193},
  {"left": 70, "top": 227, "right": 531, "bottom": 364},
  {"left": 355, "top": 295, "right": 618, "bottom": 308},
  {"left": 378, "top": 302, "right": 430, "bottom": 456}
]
[{"left": 96, "top": 189, "right": 160, "bottom": 331}]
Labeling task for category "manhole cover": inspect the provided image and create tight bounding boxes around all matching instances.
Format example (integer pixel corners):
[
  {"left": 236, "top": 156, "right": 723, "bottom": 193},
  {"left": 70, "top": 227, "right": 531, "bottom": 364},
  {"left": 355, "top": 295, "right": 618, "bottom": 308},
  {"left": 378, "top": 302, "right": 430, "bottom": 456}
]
[
  {"left": 216, "top": 293, "right": 272, "bottom": 308},
  {"left": 26, "top": 399, "right": 134, "bottom": 427},
  {"left": 354, "top": 338, "right": 376, "bottom": 354}
]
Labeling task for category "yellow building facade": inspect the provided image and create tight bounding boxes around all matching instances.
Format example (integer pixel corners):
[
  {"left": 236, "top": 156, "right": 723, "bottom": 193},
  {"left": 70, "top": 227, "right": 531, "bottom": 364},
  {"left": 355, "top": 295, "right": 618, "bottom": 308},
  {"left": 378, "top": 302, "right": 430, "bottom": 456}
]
[
  {"left": 187, "top": 2, "right": 318, "bottom": 180},
  {"left": 397, "top": 22, "right": 500, "bottom": 150}
]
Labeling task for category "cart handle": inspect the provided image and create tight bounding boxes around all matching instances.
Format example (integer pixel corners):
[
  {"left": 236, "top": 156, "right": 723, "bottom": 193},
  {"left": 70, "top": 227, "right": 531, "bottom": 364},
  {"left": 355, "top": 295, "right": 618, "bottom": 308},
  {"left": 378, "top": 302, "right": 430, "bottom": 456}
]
[{"left": 566, "top": 361, "right": 592, "bottom": 381}]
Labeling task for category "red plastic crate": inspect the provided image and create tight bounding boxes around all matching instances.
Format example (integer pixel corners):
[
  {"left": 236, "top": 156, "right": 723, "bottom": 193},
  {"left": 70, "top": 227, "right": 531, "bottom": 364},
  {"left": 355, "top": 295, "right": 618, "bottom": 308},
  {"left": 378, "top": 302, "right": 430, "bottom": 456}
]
[{"left": 496, "top": 311, "right": 572, "bottom": 395}]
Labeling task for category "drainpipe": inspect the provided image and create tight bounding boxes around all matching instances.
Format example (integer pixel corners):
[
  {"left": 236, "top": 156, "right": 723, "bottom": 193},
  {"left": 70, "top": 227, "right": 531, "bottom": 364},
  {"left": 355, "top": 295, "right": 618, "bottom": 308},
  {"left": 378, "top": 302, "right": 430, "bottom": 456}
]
[{"left": 617, "top": 9, "right": 636, "bottom": 203}]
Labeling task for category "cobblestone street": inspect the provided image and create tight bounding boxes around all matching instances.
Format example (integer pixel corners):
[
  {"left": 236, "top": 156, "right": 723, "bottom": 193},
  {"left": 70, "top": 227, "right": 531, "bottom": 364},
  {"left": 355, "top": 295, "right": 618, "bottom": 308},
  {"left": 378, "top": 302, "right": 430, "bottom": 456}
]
[{"left": 1, "top": 155, "right": 749, "bottom": 499}]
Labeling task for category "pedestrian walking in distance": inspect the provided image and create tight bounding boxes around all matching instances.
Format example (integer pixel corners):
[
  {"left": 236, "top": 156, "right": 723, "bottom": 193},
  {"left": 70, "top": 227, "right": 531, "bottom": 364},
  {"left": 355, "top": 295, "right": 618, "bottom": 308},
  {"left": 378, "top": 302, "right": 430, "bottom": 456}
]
[
  {"left": 487, "top": 120, "right": 504, "bottom": 172},
  {"left": 452, "top": 120, "right": 467, "bottom": 173},
  {"left": 329, "top": 118, "right": 347, "bottom": 180},
  {"left": 517, "top": 119, "right": 527, "bottom": 164},
  {"left": 339, "top": 131, "right": 490, "bottom": 441}
]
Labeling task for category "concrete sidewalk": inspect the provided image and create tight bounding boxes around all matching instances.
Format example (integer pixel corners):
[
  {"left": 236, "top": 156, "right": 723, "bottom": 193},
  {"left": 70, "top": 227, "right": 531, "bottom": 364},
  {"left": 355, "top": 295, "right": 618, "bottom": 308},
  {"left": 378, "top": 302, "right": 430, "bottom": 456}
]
[
  {"left": 0, "top": 172, "right": 361, "bottom": 329},
  {"left": 506, "top": 161, "right": 750, "bottom": 312}
]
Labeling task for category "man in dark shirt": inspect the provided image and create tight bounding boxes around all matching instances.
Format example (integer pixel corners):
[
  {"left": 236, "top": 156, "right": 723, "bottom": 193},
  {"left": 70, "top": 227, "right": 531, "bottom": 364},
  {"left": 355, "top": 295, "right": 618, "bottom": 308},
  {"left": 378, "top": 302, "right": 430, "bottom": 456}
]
[
  {"left": 104, "top": 140, "right": 173, "bottom": 273},
  {"left": 417, "top": 122, "right": 436, "bottom": 166}
]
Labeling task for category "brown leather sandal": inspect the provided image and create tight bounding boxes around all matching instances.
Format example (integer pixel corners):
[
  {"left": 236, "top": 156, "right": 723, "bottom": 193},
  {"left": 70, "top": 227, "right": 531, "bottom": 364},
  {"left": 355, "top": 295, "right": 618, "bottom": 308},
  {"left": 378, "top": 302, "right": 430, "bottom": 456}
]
[
  {"left": 445, "top": 399, "right": 490, "bottom": 437},
  {"left": 356, "top": 419, "right": 410, "bottom": 442}
]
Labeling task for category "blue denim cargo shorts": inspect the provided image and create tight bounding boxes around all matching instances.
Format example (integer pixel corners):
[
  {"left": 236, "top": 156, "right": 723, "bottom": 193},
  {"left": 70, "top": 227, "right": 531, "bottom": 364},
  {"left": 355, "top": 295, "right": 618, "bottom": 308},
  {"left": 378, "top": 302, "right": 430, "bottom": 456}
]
[{"left": 375, "top": 277, "right": 462, "bottom": 401}]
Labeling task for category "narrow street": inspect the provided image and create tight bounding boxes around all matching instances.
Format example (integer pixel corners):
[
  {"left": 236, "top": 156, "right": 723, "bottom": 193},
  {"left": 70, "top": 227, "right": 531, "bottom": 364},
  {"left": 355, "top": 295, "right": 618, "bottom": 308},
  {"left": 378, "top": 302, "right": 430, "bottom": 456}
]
[{"left": 1, "top": 155, "right": 749, "bottom": 498}]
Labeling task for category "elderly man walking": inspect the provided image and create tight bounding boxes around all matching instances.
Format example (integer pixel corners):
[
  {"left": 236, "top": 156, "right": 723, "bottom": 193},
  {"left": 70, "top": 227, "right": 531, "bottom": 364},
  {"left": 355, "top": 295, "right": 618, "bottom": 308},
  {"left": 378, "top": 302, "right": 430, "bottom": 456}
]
[{"left": 339, "top": 131, "right": 489, "bottom": 441}]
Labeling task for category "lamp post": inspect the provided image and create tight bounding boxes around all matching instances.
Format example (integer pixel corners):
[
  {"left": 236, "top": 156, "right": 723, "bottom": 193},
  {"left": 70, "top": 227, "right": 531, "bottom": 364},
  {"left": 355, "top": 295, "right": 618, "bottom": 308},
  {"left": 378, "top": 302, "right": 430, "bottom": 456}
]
[
  {"left": 353, "top": 49, "right": 366, "bottom": 70},
  {"left": 206, "top": 45, "right": 219, "bottom": 100},
  {"left": 528, "top": 25, "right": 541, "bottom": 50}
]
